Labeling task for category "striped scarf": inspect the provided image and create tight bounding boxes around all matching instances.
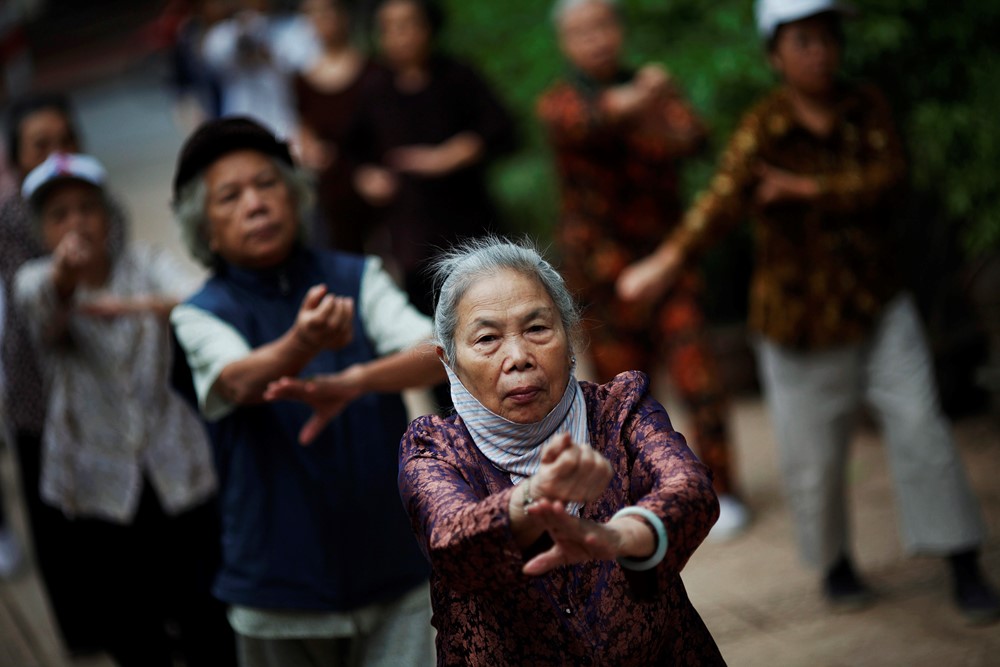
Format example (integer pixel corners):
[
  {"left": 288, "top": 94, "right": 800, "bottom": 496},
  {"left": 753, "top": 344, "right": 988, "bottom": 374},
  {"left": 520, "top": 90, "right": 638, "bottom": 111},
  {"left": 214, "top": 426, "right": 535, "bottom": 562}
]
[{"left": 444, "top": 362, "right": 591, "bottom": 515}]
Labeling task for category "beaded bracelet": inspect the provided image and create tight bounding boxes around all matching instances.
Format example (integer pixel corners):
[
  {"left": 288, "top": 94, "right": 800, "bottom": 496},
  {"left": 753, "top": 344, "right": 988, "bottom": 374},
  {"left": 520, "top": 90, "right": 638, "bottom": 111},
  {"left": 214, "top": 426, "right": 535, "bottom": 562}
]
[{"left": 612, "top": 506, "right": 668, "bottom": 571}]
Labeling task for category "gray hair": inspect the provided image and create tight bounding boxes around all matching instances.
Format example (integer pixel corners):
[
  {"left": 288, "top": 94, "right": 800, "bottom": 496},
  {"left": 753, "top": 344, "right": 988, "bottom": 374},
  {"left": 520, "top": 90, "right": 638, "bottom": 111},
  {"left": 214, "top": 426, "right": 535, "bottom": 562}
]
[
  {"left": 551, "top": 0, "right": 620, "bottom": 27},
  {"left": 172, "top": 157, "right": 314, "bottom": 267},
  {"left": 431, "top": 236, "right": 582, "bottom": 364}
]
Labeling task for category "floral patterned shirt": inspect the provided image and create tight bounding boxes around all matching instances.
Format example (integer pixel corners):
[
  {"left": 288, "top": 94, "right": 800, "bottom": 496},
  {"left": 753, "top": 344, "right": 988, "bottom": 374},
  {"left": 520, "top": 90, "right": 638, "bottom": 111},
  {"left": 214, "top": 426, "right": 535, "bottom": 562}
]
[
  {"left": 670, "top": 83, "right": 907, "bottom": 349},
  {"left": 537, "top": 70, "right": 707, "bottom": 297},
  {"left": 400, "top": 371, "right": 725, "bottom": 666}
]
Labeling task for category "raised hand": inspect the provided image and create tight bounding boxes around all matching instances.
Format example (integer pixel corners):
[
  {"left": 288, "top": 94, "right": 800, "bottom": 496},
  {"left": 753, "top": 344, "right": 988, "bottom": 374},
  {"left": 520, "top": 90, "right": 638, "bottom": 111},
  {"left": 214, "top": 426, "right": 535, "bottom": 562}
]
[
  {"left": 51, "top": 231, "right": 94, "bottom": 298},
  {"left": 754, "top": 162, "right": 820, "bottom": 206},
  {"left": 293, "top": 284, "right": 355, "bottom": 352},
  {"left": 531, "top": 433, "right": 613, "bottom": 505},
  {"left": 354, "top": 165, "right": 399, "bottom": 206}
]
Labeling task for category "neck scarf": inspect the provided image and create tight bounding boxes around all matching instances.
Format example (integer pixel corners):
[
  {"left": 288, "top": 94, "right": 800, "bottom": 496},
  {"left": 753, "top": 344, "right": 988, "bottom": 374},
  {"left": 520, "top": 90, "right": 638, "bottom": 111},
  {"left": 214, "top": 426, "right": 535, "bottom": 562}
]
[{"left": 444, "top": 362, "right": 591, "bottom": 515}]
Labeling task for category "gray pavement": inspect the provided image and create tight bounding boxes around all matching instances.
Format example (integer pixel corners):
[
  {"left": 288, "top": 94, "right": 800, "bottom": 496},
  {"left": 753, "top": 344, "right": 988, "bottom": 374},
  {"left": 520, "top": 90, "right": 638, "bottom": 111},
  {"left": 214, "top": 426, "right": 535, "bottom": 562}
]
[{"left": 1, "top": 61, "right": 999, "bottom": 666}]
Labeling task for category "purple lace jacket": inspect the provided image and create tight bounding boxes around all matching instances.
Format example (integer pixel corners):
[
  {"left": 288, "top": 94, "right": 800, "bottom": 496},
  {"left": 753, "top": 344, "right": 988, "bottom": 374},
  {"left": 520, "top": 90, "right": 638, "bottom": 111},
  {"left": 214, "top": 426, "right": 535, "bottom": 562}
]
[{"left": 400, "top": 371, "right": 726, "bottom": 666}]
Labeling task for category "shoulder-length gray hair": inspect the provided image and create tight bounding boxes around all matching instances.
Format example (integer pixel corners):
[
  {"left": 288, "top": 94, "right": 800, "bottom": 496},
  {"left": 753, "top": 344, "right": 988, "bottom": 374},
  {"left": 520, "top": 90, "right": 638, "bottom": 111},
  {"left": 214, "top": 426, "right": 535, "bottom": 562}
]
[
  {"left": 431, "top": 236, "right": 582, "bottom": 364},
  {"left": 171, "top": 156, "right": 314, "bottom": 268}
]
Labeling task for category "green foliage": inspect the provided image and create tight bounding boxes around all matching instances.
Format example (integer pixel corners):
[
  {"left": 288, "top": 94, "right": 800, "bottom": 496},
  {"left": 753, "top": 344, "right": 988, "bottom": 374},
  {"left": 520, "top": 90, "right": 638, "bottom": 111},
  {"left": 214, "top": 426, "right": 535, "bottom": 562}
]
[{"left": 433, "top": 0, "right": 999, "bottom": 256}]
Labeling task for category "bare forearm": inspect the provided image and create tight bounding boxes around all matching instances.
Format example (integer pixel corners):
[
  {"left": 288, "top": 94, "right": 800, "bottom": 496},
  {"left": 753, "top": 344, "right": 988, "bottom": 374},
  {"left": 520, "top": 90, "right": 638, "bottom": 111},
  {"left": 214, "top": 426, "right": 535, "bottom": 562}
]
[
  {"left": 214, "top": 330, "right": 318, "bottom": 405},
  {"left": 349, "top": 341, "right": 445, "bottom": 393},
  {"left": 442, "top": 132, "right": 484, "bottom": 171}
]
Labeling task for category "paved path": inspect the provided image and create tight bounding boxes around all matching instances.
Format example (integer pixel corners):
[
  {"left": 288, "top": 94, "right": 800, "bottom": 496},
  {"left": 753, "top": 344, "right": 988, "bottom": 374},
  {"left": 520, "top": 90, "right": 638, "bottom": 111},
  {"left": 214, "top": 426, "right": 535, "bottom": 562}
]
[{"left": 1, "top": 57, "right": 998, "bottom": 666}]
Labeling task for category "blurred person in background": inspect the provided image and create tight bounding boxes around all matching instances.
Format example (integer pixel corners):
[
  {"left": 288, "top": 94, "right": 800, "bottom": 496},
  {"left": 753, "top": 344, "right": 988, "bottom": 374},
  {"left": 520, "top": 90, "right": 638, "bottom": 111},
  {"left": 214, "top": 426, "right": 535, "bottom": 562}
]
[
  {"left": 160, "top": 0, "right": 236, "bottom": 132},
  {"left": 169, "top": 117, "right": 444, "bottom": 666},
  {"left": 537, "top": 0, "right": 749, "bottom": 540},
  {"left": 617, "top": 0, "right": 999, "bottom": 623},
  {"left": 0, "top": 273, "right": 22, "bottom": 580},
  {"left": 294, "top": 0, "right": 380, "bottom": 254},
  {"left": 202, "top": 0, "right": 319, "bottom": 139},
  {"left": 0, "top": 92, "right": 97, "bottom": 652},
  {"left": 344, "top": 0, "right": 517, "bottom": 319},
  {"left": 14, "top": 153, "right": 236, "bottom": 665}
]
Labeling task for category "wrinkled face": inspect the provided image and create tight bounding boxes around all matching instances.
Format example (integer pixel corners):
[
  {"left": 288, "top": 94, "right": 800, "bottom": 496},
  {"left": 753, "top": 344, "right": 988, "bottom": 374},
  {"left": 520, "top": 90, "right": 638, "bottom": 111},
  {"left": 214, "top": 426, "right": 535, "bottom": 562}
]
[
  {"left": 203, "top": 150, "right": 299, "bottom": 269},
  {"left": 449, "top": 269, "right": 572, "bottom": 424},
  {"left": 18, "top": 109, "right": 79, "bottom": 176},
  {"left": 769, "top": 14, "right": 842, "bottom": 97},
  {"left": 558, "top": 0, "right": 623, "bottom": 81},
  {"left": 303, "top": 0, "right": 349, "bottom": 45},
  {"left": 39, "top": 180, "right": 109, "bottom": 259},
  {"left": 377, "top": 0, "right": 431, "bottom": 70}
]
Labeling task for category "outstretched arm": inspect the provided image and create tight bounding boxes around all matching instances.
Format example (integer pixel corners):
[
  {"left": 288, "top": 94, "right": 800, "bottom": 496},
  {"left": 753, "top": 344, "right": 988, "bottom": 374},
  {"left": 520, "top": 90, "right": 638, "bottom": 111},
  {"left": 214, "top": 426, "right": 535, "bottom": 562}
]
[
  {"left": 264, "top": 341, "right": 444, "bottom": 444},
  {"left": 198, "top": 283, "right": 354, "bottom": 408}
]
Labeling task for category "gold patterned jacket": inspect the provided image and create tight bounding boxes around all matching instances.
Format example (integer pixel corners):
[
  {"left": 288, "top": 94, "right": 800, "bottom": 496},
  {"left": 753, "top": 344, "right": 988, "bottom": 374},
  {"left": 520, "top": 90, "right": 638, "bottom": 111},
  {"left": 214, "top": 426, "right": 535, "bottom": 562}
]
[{"left": 671, "top": 82, "right": 907, "bottom": 349}]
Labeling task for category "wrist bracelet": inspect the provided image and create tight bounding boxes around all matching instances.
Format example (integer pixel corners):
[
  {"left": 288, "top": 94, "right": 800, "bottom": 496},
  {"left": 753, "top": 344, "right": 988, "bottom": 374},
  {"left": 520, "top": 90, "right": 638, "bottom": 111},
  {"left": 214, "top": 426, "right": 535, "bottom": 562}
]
[
  {"left": 612, "top": 506, "right": 668, "bottom": 571},
  {"left": 522, "top": 477, "right": 536, "bottom": 508}
]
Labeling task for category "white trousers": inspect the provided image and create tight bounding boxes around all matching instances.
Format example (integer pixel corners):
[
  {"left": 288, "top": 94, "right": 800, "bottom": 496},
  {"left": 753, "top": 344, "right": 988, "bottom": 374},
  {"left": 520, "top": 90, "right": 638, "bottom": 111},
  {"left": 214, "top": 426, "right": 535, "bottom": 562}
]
[{"left": 755, "top": 294, "right": 985, "bottom": 571}]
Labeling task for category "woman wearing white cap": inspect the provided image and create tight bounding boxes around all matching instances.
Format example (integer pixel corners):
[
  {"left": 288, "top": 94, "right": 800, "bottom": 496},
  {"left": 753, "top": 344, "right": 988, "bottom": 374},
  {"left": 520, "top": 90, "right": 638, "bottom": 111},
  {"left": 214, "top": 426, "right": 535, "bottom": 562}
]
[
  {"left": 14, "top": 153, "right": 238, "bottom": 665},
  {"left": 617, "top": 0, "right": 999, "bottom": 623}
]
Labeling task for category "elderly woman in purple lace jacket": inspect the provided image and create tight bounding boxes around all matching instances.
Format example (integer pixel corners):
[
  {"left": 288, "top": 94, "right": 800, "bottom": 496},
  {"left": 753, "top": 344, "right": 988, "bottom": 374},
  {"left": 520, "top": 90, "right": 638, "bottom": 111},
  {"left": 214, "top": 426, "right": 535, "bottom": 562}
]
[{"left": 397, "top": 238, "right": 725, "bottom": 666}]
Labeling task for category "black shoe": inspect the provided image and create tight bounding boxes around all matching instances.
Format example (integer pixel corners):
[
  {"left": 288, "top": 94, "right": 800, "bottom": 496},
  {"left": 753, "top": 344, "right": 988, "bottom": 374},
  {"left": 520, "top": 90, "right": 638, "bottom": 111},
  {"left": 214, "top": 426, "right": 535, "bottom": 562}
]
[
  {"left": 955, "top": 578, "right": 1000, "bottom": 625},
  {"left": 823, "top": 556, "right": 875, "bottom": 612}
]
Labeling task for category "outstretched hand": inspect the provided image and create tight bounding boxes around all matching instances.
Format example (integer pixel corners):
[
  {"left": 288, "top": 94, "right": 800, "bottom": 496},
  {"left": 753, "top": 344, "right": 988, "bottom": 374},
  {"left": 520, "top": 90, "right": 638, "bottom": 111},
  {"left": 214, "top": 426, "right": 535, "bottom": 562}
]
[
  {"left": 754, "top": 162, "right": 820, "bottom": 206},
  {"left": 522, "top": 498, "right": 624, "bottom": 575},
  {"left": 264, "top": 367, "right": 363, "bottom": 445}
]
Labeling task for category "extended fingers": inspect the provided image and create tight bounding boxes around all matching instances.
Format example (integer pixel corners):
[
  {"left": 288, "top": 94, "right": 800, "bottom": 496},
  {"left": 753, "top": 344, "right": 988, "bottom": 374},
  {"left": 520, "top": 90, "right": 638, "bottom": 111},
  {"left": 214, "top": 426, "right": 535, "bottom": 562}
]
[
  {"left": 263, "top": 376, "right": 310, "bottom": 401},
  {"left": 301, "top": 284, "right": 329, "bottom": 311}
]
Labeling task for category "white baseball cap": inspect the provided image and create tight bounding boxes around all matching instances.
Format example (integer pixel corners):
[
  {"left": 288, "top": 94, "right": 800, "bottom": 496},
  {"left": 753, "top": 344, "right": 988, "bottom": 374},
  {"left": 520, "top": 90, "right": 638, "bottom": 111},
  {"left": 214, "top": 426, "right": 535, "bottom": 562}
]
[
  {"left": 22, "top": 152, "right": 107, "bottom": 206},
  {"left": 755, "top": 0, "right": 856, "bottom": 39}
]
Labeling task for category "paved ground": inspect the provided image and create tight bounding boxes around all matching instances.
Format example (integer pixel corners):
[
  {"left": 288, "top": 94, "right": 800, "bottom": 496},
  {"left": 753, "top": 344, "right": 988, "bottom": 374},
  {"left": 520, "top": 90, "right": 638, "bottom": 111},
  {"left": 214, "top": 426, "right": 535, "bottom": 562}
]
[{"left": 1, "top": 50, "right": 998, "bottom": 667}]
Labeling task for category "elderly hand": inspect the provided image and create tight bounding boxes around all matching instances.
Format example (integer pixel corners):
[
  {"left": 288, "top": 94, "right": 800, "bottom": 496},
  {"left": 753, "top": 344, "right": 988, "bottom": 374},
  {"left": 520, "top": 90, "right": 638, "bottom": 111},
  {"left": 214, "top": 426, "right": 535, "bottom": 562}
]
[
  {"left": 51, "top": 231, "right": 94, "bottom": 300},
  {"left": 521, "top": 499, "right": 657, "bottom": 576},
  {"left": 522, "top": 498, "right": 621, "bottom": 575},
  {"left": 531, "top": 433, "right": 613, "bottom": 505},
  {"left": 388, "top": 133, "right": 484, "bottom": 178},
  {"left": 615, "top": 242, "right": 684, "bottom": 305},
  {"left": 293, "top": 284, "right": 354, "bottom": 352},
  {"left": 754, "top": 162, "right": 821, "bottom": 205},
  {"left": 354, "top": 165, "right": 398, "bottom": 206},
  {"left": 264, "top": 367, "right": 364, "bottom": 444},
  {"left": 603, "top": 64, "right": 670, "bottom": 121}
]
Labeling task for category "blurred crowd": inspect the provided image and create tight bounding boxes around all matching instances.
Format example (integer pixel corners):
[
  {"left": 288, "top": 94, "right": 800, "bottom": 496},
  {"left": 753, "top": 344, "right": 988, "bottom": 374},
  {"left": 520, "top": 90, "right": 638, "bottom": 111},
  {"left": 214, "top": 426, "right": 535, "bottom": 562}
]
[{"left": 0, "top": 0, "right": 997, "bottom": 665}]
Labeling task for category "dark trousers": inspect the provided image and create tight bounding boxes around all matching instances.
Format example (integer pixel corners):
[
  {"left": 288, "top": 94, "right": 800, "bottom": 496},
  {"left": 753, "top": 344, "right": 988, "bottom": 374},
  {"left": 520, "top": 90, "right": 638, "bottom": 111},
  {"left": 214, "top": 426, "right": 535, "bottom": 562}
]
[
  {"left": 75, "top": 483, "right": 237, "bottom": 667},
  {"left": 16, "top": 430, "right": 103, "bottom": 653}
]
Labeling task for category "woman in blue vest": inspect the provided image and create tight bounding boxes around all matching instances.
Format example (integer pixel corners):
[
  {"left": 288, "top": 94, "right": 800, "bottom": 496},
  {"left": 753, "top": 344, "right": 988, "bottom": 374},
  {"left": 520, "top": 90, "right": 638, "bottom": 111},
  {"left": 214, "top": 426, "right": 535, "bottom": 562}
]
[{"left": 170, "top": 116, "right": 445, "bottom": 666}]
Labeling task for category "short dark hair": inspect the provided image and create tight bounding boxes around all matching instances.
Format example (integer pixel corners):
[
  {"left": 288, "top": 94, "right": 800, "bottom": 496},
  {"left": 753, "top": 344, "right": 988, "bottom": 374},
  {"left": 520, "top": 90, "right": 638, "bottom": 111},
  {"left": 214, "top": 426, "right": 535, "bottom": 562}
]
[
  {"left": 5, "top": 93, "right": 78, "bottom": 169},
  {"left": 766, "top": 10, "right": 844, "bottom": 53}
]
